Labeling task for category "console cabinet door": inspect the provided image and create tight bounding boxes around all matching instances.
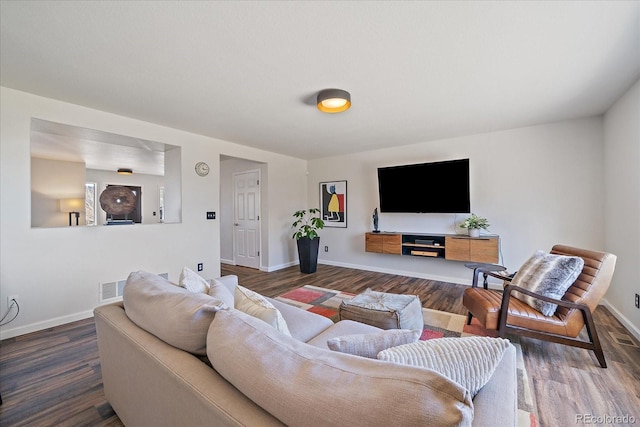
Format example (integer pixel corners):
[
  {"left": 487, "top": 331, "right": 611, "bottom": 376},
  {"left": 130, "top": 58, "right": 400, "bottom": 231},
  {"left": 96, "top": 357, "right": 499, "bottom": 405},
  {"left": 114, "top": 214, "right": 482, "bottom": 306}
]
[
  {"left": 470, "top": 238, "right": 499, "bottom": 263},
  {"left": 382, "top": 234, "right": 402, "bottom": 254},
  {"left": 365, "top": 233, "right": 383, "bottom": 253},
  {"left": 444, "top": 236, "right": 469, "bottom": 261},
  {"left": 365, "top": 233, "right": 402, "bottom": 254}
]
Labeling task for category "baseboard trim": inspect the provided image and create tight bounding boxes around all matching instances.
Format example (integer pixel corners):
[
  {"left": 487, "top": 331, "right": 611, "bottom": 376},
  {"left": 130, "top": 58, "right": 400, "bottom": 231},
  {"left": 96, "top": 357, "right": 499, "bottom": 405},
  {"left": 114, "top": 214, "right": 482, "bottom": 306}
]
[
  {"left": 0, "top": 309, "right": 94, "bottom": 341},
  {"left": 262, "top": 261, "right": 298, "bottom": 272},
  {"left": 600, "top": 298, "right": 640, "bottom": 342},
  {"left": 220, "top": 258, "right": 235, "bottom": 265}
]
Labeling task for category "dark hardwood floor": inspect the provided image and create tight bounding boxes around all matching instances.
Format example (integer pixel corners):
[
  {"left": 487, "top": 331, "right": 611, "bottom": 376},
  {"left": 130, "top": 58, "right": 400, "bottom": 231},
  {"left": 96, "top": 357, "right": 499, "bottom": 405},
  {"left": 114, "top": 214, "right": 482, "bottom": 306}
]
[{"left": 1, "top": 264, "right": 638, "bottom": 426}]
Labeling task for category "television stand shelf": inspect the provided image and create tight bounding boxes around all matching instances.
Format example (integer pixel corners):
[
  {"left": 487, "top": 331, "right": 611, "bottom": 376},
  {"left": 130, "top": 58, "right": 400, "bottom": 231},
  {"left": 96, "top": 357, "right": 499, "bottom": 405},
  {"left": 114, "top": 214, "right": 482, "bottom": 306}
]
[{"left": 365, "top": 232, "right": 498, "bottom": 264}]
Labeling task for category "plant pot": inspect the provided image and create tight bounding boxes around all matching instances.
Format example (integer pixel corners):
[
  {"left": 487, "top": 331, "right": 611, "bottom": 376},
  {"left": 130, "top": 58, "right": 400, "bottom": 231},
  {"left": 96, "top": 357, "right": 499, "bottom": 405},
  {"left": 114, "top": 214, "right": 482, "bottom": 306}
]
[
  {"left": 468, "top": 228, "right": 480, "bottom": 238},
  {"left": 297, "top": 236, "right": 320, "bottom": 274}
]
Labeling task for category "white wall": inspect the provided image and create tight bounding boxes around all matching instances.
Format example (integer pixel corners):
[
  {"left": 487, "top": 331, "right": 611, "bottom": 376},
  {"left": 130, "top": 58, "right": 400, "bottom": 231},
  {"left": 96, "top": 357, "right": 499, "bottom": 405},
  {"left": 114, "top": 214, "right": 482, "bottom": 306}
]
[
  {"left": 0, "top": 87, "right": 307, "bottom": 339},
  {"left": 31, "top": 157, "right": 86, "bottom": 227},
  {"left": 603, "top": 78, "right": 640, "bottom": 338},
  {"left": 308, "top": 117, "right": 606, "bottom": 285}
]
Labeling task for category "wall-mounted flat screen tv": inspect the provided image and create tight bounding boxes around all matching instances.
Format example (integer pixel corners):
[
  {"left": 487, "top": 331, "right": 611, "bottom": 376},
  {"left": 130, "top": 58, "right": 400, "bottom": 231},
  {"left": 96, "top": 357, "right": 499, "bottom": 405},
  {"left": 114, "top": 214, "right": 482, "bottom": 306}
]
[{"left": 377, "top": 158, "right": 470, "bottom": 213}]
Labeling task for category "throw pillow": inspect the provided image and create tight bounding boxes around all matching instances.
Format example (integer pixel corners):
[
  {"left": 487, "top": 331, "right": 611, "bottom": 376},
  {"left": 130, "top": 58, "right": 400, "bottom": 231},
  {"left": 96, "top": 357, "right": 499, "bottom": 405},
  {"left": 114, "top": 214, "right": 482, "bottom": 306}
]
[
  {"left": 208, "top": 279, "right": 235, "bottom": 308},
  {"left": 510, "top": 250, "right": 584, "bottom": 316},
  {"left": 123, "top": 270, "right": 227, "bottom": 355},
  {"left": 179, "top": 267, "right": 210, "bottom": 293},
  {"left": 234, "top": 285, "right": 291, "bottom": 336},
  {"left": 327, "top": 329, "right": 422, "bottom": 358},
  {"left": 377, "top": 336, "right": 510, "bottom": 396},
  {"left": 210, "top": 275, "right": 238, "bottom": 295}
]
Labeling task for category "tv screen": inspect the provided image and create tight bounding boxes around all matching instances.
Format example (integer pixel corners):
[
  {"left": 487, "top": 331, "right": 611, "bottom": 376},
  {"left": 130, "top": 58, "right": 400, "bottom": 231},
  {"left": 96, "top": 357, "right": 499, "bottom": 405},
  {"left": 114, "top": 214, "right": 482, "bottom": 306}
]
[{"left": 377, "top": 159, "right": 470, "bottom": 213}]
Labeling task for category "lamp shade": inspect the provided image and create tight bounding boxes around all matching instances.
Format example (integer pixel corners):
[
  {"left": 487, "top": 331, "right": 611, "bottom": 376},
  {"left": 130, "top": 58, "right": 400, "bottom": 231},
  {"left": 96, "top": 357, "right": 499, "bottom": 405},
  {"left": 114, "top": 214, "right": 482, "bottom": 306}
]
[
  {"left": 317, "top": 89, "right": 351, "bottom": 113},
  {"left": 59, "top": 198, "right": 84, "bottom": 212}
]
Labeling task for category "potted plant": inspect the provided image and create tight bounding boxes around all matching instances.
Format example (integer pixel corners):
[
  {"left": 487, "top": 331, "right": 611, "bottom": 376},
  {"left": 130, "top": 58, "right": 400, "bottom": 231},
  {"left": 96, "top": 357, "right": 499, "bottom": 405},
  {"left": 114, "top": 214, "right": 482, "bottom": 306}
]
[
  {"left": 292, "top": 208, "right": 325, "bottom": 273},
  {"left": 460, "top": 213, "right": 490, "bottom": 238}
]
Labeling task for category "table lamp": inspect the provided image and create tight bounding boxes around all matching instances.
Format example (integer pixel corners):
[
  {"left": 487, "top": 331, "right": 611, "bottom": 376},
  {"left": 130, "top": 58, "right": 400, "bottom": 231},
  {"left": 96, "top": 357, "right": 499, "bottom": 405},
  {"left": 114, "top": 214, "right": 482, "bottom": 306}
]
[{"left": 59, "top": 198, "right": 84, "bottom": 226}]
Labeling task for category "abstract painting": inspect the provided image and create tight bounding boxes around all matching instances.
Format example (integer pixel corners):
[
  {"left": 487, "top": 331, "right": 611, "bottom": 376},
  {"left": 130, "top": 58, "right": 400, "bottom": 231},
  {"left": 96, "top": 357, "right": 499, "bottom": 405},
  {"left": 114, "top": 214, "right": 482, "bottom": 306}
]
[{"left": 320, "top": 181, "right": 347, "bottom": 228}]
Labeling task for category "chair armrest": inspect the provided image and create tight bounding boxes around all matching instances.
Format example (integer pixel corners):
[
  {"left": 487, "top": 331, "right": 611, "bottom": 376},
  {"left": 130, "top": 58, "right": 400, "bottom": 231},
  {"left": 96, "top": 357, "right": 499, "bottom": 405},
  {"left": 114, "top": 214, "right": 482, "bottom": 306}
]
[{"left": 471, "top": 268, "right": 512, "bottom": 288}]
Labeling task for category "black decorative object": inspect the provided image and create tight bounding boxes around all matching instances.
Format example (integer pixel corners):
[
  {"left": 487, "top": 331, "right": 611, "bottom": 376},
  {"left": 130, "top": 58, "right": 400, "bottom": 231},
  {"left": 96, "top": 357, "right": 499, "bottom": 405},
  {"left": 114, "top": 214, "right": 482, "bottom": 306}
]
[
  {"left": 372, "top": 208, "right": 380, "bottom": 233},
  {"left": 292, "top": 208, "right": 324, "bottom": 274},
  {"left": 296, "top": 237, "right": 320, "bottom": 274}
]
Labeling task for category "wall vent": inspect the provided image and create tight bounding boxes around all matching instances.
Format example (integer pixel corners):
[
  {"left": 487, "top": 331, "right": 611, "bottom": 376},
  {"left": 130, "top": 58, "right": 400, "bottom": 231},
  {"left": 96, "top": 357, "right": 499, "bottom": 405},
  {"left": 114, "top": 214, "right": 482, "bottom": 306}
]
[
  {"left": 99, "top": 273, "right": 170, "bottom": 303},
  {"left": 99, "top": 279, "right": 126, "bottom": 302},
  {"left": 100, "top": 281, "right": 118, "bottom": 301}
]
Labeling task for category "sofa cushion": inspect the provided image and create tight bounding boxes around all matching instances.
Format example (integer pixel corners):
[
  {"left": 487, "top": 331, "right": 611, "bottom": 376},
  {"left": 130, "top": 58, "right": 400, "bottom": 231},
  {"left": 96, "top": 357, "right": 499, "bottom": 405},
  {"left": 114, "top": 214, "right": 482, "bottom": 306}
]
[
  {"left": 235, "top": 285, "right": 291, "bottom": 336},
  {"left": 208, "top": 279, "right": 235, "bottom": 308},
  {"left": 123, "top": 270, "right": 227, "bottom": 355},
  {"left": 511, "top": 250, "right": 584, "bottom": 316},
  {"left": 377, "top": 336, "right": 510, "bottom": 396},
  {"left": 206, "top": 309, "right": 473, "bottom": 427},
  {"left": 267, "top": 297, "right": 334, "bottom": 342},
  {"left": 179, "top": 267, "right": 210, "bottom": 293},
  {"left": 327, "top": 329, "right": 421, "bottom": 358}
]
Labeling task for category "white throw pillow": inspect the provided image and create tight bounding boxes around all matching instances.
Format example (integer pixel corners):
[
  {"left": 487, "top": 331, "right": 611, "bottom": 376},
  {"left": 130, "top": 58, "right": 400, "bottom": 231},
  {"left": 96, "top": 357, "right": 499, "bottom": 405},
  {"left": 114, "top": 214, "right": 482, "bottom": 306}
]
[
  {"left": 234, "top": 285, "right": 291, "bottom": 336},
  {"left": 208, "top": 279, "right": 235, "bottom": 308},
  {"left": 179, "top": 267, "right": 210, "bottom": 293},
  {"left": 510, "top": 250, "right": 584, "bottom": 316},
  {"left": 123, "top": 270, "right": 227, "bottom": 355},
  {"left": 327, "top": 329, "right": 422, "bottom": 358},
  {"left": 377, "top": 337, "right": 510, "bottom": 396}
]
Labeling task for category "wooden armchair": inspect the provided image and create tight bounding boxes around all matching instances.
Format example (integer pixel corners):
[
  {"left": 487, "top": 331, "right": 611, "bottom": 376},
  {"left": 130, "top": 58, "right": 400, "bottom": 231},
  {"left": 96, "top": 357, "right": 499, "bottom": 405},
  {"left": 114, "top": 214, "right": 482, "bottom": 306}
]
[{"left": 462, "top": 245, "right": 616, "bottom": 368}]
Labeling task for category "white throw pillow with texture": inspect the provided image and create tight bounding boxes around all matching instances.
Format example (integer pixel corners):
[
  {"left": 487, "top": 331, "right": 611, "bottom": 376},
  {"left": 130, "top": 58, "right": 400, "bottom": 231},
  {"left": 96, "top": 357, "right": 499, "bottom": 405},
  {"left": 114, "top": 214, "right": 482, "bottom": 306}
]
[
  {"left": 179, "top": 267, "right": 210, "bottom": 293},
  {"left": 327, "top": 329, "right": 422, "bottom": 358},
  {"left": 377, "top": 337, "right": 510, "bottom": 396},
  {"left": 235, "top": 285, "right": 291, "bottom": 336},
  {"left": 208, "top": 279, "right": 234, "bottom": 308}
]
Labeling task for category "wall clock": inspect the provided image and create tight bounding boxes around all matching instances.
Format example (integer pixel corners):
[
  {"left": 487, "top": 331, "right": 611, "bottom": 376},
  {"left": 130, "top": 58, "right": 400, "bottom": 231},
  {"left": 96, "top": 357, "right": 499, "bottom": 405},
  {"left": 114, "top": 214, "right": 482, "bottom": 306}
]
[{"left": 195, "top": 162, "right": 210, "bottom": 177}]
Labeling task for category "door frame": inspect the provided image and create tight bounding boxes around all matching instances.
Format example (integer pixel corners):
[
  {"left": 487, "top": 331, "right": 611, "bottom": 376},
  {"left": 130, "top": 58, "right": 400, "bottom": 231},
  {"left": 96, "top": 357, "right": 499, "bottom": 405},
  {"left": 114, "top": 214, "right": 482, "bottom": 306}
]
[{"left": 232, "top": 168, "right": 262, "bottom": 269}]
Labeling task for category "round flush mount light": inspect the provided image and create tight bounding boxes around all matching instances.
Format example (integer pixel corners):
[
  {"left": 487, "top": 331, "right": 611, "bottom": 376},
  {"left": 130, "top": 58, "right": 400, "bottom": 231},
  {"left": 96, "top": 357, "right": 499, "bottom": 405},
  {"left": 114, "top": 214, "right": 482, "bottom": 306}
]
[
  {"left": 317, "top": 89, "right": 351, "bottom": 113},
  {"left": 117, "top": 168, "right": 133, "bottom": 175}
]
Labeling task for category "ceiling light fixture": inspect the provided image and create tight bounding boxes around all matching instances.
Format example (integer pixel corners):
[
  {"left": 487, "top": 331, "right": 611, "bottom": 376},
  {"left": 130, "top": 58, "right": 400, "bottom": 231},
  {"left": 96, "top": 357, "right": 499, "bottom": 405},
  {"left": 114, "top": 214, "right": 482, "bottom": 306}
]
[
  {"left": 317, "top": 89, "right": 351, "bottom": 113},
  {"left": 117, "top": 168, "right": 133, "bottom": 175}
]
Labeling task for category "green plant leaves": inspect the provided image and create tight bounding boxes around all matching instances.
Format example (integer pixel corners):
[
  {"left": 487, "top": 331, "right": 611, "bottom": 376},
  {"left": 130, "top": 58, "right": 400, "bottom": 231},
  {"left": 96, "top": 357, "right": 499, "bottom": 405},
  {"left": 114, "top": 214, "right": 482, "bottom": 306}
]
[{"left": 291, "top": 209, "right": 325, "bottom": 239}]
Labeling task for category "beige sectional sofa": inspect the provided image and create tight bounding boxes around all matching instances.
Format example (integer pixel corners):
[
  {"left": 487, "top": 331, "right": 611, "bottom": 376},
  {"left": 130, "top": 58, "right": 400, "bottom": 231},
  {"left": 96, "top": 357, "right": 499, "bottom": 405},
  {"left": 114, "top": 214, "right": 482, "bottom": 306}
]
[{"left": 94, "top": 273, "right": 518, "bottom": 427}]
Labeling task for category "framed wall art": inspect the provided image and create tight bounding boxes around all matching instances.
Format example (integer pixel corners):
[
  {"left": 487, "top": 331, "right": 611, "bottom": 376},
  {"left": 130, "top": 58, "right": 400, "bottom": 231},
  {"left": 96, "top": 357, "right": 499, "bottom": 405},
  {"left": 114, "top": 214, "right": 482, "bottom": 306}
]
[{"left": 319, "top": 180, "right": 347, "bottom": 228}]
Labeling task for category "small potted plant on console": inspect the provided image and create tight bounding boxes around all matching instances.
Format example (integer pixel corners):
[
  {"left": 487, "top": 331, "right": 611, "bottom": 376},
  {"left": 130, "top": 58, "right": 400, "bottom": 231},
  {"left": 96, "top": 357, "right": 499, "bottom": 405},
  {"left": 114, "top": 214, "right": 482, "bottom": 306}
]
[
  {"left": 460, "top": 213, "right": 490, "bottom": 238},
  {"left": 292, "top": 208, "right": 325, "bottom": 274}
]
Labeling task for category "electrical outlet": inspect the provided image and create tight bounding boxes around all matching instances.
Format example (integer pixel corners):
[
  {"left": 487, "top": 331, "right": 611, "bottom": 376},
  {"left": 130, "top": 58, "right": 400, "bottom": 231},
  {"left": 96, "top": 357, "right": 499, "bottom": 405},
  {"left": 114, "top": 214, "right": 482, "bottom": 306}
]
[
  {"left": 8, "top": 294, "right": 19, "bottom": 307},
  {"left": 324, "top": 246, "right": 328, "bottom": 252},
  {"left": 197, "top": 263, "right": 203, "bottom": 272},
  {"left": 635, "top": 293, "right": 640, "bottom": 309}
]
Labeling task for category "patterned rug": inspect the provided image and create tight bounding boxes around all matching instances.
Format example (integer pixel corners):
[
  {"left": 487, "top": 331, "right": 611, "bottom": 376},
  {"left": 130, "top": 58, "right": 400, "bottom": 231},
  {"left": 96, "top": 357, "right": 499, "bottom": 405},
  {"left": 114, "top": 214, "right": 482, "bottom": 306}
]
[{"left": 276, "top": 285, "right": 537, "bottom": 427}]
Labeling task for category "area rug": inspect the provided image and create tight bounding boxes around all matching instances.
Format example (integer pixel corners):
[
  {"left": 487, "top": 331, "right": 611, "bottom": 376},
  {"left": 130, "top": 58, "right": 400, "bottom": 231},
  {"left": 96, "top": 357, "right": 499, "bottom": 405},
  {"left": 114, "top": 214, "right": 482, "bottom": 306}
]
[{"left": 276, "top": 285, "right": 537, "bottom": 427}]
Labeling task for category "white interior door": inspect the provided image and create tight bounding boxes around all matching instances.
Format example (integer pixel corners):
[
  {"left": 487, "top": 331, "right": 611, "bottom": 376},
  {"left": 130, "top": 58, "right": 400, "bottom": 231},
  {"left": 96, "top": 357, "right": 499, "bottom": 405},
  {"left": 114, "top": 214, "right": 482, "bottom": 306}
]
[{"left": 233, "top": 170, "right": 261, "bottom": 269}]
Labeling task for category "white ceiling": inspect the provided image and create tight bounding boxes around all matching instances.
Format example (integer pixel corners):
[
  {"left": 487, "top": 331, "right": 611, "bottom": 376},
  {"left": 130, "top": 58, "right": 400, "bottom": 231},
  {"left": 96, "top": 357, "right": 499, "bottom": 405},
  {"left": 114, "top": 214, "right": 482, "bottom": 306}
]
[{"left": 2, "top": 1, "right": 639, "bottom": 160}]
